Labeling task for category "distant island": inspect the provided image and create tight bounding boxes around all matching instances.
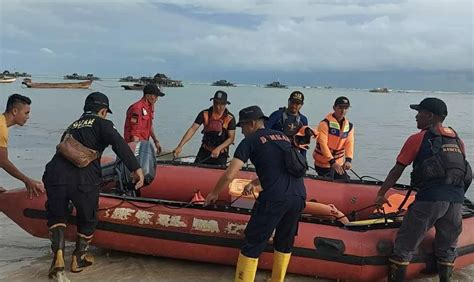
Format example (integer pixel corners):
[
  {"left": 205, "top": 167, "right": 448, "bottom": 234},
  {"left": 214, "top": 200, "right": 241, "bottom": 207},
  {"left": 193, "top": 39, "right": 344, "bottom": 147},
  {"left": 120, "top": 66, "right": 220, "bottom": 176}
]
[
  {"left": 64, "top": 73, "right": 100, "bottom": 81},
  {"left": 211, "top": 80, "right": 235, "bottom": 87},
  {"left": 369, "top": 87, "right": 391, "bottom": 93},
  {"left": 265, "top": 81, "right": 288, "bottom": 89},
  {"left": 121, "top": 73, "right": 183, "bottom": 90},
  {"left": 119, "top": 76, "right": 140, "bottom": 82},
  {"left": 2, "top": 70, "right": 31, "bottom": 78}
]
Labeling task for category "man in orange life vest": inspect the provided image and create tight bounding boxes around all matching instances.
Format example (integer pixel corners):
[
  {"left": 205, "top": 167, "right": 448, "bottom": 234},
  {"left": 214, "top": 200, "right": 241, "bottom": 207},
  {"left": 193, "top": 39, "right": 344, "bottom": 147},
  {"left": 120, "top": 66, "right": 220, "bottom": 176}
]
[
  {"left": 124, "top": 84, "right": 164, "bottom": 153},
  {"left": 313, "top": 96, "right": 354, "bottom": 179},
  {"left": 173, "top": 90, "right": 236, "bottom": 166},
  {"left": 375, "top": 98, "right": 471, "bottom": 282}
]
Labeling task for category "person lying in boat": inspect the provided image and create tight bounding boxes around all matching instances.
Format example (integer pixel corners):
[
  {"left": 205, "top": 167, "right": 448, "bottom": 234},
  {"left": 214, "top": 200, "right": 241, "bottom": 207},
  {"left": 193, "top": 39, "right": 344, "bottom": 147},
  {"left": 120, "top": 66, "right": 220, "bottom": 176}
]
[
  {"left": 43, "top": 92, "right": 145, "bottom": 279},
  {"left": 205, "top": 105, "right": 306, "bottom": 282},
  {"left": 265, "top": 91, "right": 309, "bottom": 157},
  {"left": 375, "top": 98, "right": 472, "bottom": 282},
  {"left": 0, "top": 94, "right": 44, "bottom": 197},
  {"left": 173, "top": 90, "right": 236, "bottom": 166},
  {"left": 312, "top": 96, "right": 354, "bottom": 180}
]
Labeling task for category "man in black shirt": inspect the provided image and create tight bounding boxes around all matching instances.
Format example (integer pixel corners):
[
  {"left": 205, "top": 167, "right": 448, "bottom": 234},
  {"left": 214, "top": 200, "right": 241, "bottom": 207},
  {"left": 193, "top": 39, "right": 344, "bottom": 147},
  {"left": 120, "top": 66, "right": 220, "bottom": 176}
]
[
  {"left": 205, "top": 105, "right": 306, "bottom": 282},
  {"left": 43, "top": 92, "right": 144, "bottom": 279},
  {"left": 173, "top": 90, "right": 236, "bottom": 166}
]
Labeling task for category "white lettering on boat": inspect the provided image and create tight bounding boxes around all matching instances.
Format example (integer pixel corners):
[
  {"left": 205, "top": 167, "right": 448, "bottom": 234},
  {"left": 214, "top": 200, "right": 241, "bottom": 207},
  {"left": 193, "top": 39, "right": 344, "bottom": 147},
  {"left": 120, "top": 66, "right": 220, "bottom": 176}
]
[
  {"left": 110, "top": 208, "right": 136, "bottom": 220},
  {"left": 135, "top": 210, "right": 154, "bottom": 225},
  {"left": 224, "top": 222, "right": 247, "bottom": 235},
  {"left": 192, "top": 218, "right": 220, "bottom": 233},
  {"left": 157, "top": 214, "right": 187, "bottom": 228}
]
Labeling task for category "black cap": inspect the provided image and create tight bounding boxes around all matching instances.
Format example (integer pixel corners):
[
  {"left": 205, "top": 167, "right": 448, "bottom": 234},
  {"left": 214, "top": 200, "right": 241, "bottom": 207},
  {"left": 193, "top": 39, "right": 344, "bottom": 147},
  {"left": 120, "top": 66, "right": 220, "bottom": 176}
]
[
  {"left": 410, "top": 97, "right": 448, "bottom": 117},
  {"left": 334, "top": 96, "right": 350, "bottom": 107},
  {"left": 210, "top": 90, "right": 230, "bottom": 105},
  {"left": 143, "top": 84, "right": 165, "bottom": 97},
  {"left": 289, "top": 91, "right": 304, "bottom": 103},
  {"left": 85, "top": 92, "right": 112, "bottom": 113},
  {"left": 236, "top": 105, "right": 268, "bottom": 127}
]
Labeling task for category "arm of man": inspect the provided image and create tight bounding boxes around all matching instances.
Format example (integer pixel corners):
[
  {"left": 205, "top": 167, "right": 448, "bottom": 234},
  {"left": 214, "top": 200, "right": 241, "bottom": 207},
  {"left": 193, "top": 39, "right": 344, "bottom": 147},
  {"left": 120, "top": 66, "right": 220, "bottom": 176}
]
[
  {"left": 212, "top": 129, "right": 236, "bottom": 158},
  {"left": 375, "top": 163, "right": 406, "bottom": 206},
  {"left": 204, "top": 158, "right": 244, "bottom": 205},
  {"left": 375, "top": 132, "right": 424, "bottom": 206},
  {"left": 126, "top": 105, "right": 143, "bottom": 142},
  {"left": 149, "top": 127, "right": 161, "bottom": 154},
  {"left": 344, "top": 126, "right": 354, "bottom": 170},
  {"left": 173, "top": 123, "right": 200, "bottom": 157},
  {"left": 0, "top": 147, "right": 44, "bottom": 198},
  {"left": 317, "top": 121, "right": 333, "bottom": 159},
  {"left": 102, "top": 120, "right": 144, "bottom": 189}
]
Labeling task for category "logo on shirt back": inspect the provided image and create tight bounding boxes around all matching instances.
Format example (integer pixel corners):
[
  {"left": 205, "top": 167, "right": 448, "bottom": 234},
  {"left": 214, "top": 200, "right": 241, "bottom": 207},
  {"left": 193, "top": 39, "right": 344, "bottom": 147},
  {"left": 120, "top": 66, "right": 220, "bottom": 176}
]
[{"left": 142, "top": 108, "right": 148, "bottom": 116}]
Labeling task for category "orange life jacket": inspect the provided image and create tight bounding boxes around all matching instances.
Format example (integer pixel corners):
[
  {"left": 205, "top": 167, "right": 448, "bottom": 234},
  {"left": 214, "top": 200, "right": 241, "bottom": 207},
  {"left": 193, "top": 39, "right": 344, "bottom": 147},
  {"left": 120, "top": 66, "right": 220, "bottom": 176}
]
[
  {"left": 313, "top": 113, "right": 354, "bottom": 168},
  {"left": 293, "top": 126, "right": 318, "bottom": 150},
  {"left": 201, "top": 109, "right": 233, "bottom": 151}
]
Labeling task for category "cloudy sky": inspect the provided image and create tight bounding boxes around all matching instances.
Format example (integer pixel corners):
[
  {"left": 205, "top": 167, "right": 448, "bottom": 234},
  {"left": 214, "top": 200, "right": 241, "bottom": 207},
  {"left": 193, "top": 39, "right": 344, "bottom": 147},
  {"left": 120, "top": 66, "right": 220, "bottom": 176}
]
[{"left": 0, "top": 0, "right": 472, "bottom": 91}]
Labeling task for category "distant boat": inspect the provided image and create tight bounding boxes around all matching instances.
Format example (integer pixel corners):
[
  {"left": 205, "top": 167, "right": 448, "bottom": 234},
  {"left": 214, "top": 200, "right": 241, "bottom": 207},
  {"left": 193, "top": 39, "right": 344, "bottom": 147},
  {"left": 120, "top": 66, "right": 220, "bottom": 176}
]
[
  {"left": 22, "top": 78, "right": 92, "bottom": 89},
  {"left": 119, "top": 76, "right": 140, "bottom": 82},
  {"left": 265, "top": 81, "right": 288, "bottom": 89},
  {"left": 212, "top": 80, "right": 236, "bottom": 87},
  {"left": 122, "top": 83, "right": 145, "bottom": 91},
  {"left": 369, "top": 87, "right": 391, "bottom": 93},
  {"left": 0, "top": 77, "right": 16, "bottom": 83}
]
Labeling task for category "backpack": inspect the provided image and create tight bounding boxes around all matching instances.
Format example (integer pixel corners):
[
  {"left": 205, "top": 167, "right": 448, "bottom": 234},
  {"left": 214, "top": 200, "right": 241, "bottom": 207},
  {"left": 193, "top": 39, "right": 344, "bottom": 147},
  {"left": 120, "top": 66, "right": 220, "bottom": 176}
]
[{"left": 265, "top": 136, "right": 308, "bottom": 178}]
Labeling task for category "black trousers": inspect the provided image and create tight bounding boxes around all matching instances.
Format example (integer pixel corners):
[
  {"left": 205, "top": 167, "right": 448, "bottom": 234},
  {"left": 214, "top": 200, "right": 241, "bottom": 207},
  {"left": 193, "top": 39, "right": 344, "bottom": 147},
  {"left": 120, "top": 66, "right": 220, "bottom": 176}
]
[
  {"left": 194, "top": 146, "right": 228, "bottom": 166},
  {"left": 45, "top": 184, "right": 99, "bottom": 236},
  {"left": 314, "top": 165, "right": 350, "bottom": 180},
  {"left": 241, "top": 195, "right": 305, "bottom": 258}
]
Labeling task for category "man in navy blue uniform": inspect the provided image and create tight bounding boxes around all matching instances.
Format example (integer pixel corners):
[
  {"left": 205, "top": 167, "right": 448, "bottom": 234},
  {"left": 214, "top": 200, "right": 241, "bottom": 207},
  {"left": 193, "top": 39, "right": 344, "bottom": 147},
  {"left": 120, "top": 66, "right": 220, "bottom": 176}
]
[
  {"left": 205, "top": 105, "right": 306, "bottom": 282},
  {"left": 266, "top": 91, "right": 308, "bottom": 156}
]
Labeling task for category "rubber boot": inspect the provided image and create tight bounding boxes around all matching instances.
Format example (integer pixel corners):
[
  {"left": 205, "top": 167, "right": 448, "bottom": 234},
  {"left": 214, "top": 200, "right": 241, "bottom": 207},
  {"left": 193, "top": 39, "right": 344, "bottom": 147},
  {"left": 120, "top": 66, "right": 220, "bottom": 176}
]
[
  {"left": 388, "top": 258, "right": 408, "bottom": 282},
  {"left": 71, "top": 233, "right": 94, "bottom": 273},
  {"left": 48, "top": 224, "right": 66, "bottom": 279},
  {"left": 269, "top": 251, "right": 291, "bottom": 282},
  {"left": 438, "top": 261, "right": 454, "bottom": 282},
  {"left": 235, "top": 252, "right": 259, "bottom": 282}
]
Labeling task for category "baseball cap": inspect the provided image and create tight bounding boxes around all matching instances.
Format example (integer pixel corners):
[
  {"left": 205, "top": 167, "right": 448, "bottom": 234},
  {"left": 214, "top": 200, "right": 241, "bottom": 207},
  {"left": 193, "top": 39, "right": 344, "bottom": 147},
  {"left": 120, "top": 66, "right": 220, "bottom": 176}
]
[
  {"left": 143, "top": 84, "right": 165, "bottom": 97},
  {"left": 210, "top": 90, "right": 230, "bottom": 105},
  {"left": 236, "top": 105, "right": 268, "bottom": 127},
  {"left": 289, "top": 91, "right": 304, "bottom": 103},
  {"left": 410, "top": 97, "right": 448, "bottom": 117},
  {"left": 85, "top": 92, "right": 112, "bottom": 113},
  {"left": 334, "top": 96, "right": 350, "bottom": 107}
]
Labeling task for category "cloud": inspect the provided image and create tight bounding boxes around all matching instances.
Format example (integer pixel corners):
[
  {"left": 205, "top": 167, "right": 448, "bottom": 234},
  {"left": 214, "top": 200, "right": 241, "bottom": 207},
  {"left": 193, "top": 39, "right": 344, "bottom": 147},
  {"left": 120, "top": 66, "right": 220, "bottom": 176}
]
[
  {"left": 40, "top": 48, "right": 55, "bottom": 55},
  {"left": 0, "top": 0, "right": 471, "bottom": 78}
]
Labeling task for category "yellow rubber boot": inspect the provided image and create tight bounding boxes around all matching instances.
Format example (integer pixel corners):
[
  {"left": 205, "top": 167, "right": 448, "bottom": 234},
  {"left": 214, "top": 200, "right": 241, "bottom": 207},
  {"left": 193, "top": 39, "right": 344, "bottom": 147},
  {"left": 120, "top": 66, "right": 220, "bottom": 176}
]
[
  {"left": 235, "top": 253, "right": 259, "bottom": 282},
  {"left": 269, "top": 251, "right": 291, "bottom": 282}
]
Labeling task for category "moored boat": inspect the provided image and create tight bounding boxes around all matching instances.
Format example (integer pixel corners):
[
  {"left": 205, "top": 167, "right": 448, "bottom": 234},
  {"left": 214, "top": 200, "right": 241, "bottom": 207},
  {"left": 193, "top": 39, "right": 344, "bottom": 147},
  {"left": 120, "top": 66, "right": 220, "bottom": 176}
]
[
  {"left": 122, "top": 83, "right": 145, "bottom": 90},
  {"left": 22, "top": 78, "right": 92, "bottom": 89},
  {"left": 265, "top": 81, "right": 288, "bottom": 89},
  {"left": 370, "top": 87, "right": 391, "bottom": 93},
  {"left": 0, "top": 77, "right": 16, "bottom": 83},
  {"left": 1, "top": 144, "right": 473, "bottom": 281}
]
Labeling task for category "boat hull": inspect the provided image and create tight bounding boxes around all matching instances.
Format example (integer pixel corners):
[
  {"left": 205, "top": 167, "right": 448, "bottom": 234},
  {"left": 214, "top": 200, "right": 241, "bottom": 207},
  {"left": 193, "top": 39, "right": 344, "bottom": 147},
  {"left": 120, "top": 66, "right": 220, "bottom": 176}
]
[
  {"left": 1, "top": 162, "right": 473, "bottom": 281},
  {"left": 0, "top": 78, "right": 16, "bottom": 83},
  {"left": 22, "top": 80, "right": 92, "bottom": 89}
]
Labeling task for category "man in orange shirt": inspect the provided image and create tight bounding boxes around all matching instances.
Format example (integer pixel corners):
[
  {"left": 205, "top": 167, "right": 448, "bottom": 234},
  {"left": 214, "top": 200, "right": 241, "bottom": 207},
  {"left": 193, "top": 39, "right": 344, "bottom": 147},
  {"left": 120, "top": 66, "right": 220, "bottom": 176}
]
[
  {"left": 0, "top": 94, "right": 44, "bottom": 197},
  {"left": 124, "top": 84, "right": 164, "bottom": 153},
  {"left": 313, "top": 96, "right": 354, "bottom": 179},
  {"left": 375, "top": 98, "right": 471, "bottom": 282}
]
